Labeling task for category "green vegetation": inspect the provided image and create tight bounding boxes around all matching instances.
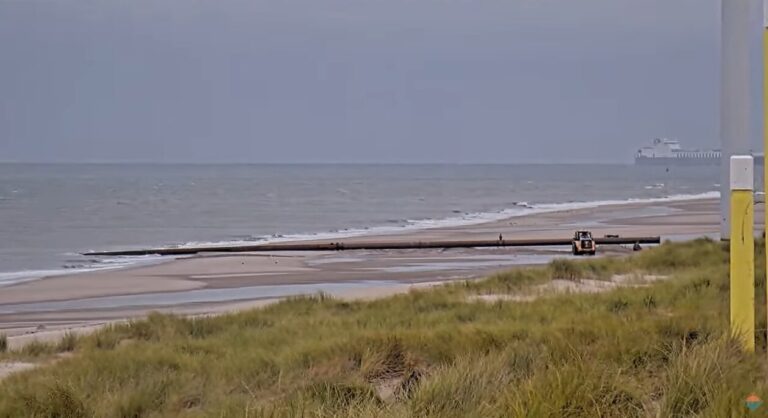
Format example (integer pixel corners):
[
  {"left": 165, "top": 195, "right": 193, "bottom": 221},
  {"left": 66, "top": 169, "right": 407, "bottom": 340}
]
[
  {"left": 57, "top": 332, "right": 78, "bottom": 353},
  {"left": 0, "top": 238, "right": 767, "bottom": 417},
  {"left": 0, "top": 338, "right": 72, "bottom": 364},
  {"left": 19, "top": 340, "right": 57, "bottom": 358}
]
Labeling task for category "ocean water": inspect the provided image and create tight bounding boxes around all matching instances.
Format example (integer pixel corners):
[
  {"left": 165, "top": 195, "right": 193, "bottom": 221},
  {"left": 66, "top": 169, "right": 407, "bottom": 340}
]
[{"left": 0, "top": 163, "right": 720, "bottom": 285}]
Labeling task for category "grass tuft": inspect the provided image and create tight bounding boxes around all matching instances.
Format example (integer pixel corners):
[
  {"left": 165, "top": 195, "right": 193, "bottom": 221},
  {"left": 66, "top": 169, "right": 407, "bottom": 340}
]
[
  {"left": 20, "top": 382, "right": 89, "bottom": 417},
  {"left": 57, "top": 331, "right": 77, "bottom": 353},
  {"left": 20, "top": 340, "right": 56, "bottom": 358}
]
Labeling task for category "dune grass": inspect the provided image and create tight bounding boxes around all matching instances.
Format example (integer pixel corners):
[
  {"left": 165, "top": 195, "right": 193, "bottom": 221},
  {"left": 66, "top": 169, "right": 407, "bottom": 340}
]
[{"left": 0, "top": 238, "right": 767, "bottom": 417}]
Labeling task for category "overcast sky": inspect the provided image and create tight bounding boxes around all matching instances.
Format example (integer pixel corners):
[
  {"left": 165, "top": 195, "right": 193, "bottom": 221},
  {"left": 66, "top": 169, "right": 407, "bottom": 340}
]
[{"left": 0, "top": 0, "right": 763, "bottom": 163}]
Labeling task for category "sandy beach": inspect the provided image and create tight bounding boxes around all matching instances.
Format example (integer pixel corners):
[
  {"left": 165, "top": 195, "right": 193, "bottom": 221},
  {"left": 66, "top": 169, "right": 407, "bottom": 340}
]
[{"left": 0, "top": 197, "right": 751, "bottom": 341}]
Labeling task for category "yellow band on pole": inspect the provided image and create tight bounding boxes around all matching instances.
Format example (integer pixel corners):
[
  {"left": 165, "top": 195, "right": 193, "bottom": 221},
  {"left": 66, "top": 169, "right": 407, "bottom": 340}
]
[
  {"left": 731, "top": 190, "right": 755, "bottom": 352},
  {"left": 731, "top": 156, "right": 755, "bottom": 352}
]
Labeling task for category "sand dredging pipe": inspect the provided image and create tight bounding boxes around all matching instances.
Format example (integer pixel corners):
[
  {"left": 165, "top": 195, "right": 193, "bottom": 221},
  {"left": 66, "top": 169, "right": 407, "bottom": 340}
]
[{"left": 83, "top": 236, "right": 662, "bottom": 257}]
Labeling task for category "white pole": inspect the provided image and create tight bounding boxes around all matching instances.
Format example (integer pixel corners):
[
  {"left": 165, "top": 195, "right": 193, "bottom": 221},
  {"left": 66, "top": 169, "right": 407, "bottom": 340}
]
[{"left": 720, "top": 0, "right": 752, "bottom": 239}]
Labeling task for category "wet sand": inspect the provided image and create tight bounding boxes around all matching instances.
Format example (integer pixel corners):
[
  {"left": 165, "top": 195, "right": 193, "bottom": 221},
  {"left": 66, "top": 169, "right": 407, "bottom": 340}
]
[{"left": 0, "top": 198, "right": 750, "bottom": 339}]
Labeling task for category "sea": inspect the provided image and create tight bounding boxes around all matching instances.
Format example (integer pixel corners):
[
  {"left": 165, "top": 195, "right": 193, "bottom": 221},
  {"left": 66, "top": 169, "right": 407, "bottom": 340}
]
[{"left": 0, "top": 163, "right": 721, "bottom": 286}]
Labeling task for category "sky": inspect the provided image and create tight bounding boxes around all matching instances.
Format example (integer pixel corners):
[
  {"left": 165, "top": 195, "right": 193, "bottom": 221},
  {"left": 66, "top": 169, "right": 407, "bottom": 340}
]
[{"left": 0, "top": 0, "right": 762, "bottom": 163}]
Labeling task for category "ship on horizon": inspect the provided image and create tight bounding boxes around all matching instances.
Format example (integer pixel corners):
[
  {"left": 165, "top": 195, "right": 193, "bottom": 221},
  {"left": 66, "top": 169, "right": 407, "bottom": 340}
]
[{"left": 635, "top": 138, "right": 763, "bottom": 166}]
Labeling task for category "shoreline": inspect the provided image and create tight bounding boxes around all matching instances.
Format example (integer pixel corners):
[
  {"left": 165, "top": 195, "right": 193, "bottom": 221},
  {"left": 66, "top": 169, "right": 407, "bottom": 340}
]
[
  {"left": 0, "top": 195, "right": 747, "bottom": 341},
  {"left": 3, "top": 196, "right": 725, "bottom": 296},
  {"left": 0, "top": 190, "right": 720, "bottom": 288}
]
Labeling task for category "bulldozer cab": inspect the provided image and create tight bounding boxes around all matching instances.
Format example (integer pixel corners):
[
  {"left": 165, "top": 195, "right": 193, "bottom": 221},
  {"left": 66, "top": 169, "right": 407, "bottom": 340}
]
[{"left": 575, "top": 231, "right": 592, "bottom": 240}]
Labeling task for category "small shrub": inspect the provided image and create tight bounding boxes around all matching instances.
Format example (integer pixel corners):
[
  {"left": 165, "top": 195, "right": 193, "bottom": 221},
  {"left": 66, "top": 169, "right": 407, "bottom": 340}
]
[
  {"left": 93, "top": 332, "right": 120, "bottom": 350},
  {"left": 501, "top": 364, "right": 645, "bottom": 417},
  {"left": 21, "top": 340, "right": 55, "bottom": 357},
  {"left": 609, "top": 298, "right": 630, "bottom": 314},
  {"left": 113, "top": 375, "right": 172, "bottom": 418},
  {"left": 306, "top": 382, "right": 380, "bottom": 410},
  {"left": 22, "top": 382, "right": 89, "bottom": 417},
  {"left": 0, "top": 333, "right": 7, "bottom": 353},
  {"left": 361, "top": 337, "right": 413, "bottom": 381},
  {"left": 185, "top": 318, "right": 222, "bottom": 339},
  {"left": 549, "top": 259, "right": 583, "bottom": 281},
  {"left": 635, "top": 237, "right": 725, "bottom": 272},
  {"left": 642, "top": 294, "right": 657, "bottom": 310},
  {"left": 411, "top": 354, "right": 515, "bottom": 417},
  {"left": 57, "top": 332, "right": 77, "bottom": 352},
  {"left": 480, "top": 268, "right": 550, "bottom": 291},
  {"left": 658, "top": 340, "right": 743, "bottom": 416}
]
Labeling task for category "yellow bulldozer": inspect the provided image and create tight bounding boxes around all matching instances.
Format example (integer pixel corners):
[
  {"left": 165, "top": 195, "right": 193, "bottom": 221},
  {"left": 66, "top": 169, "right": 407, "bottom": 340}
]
[{"left": 572, "top": 230, "right": 596, "bottom": 256}]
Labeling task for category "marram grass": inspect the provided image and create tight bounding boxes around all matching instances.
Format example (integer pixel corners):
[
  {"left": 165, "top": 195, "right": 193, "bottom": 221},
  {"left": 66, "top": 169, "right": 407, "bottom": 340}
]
[{"left": 1, "top": 238, "right": 767, "bottom": 417}]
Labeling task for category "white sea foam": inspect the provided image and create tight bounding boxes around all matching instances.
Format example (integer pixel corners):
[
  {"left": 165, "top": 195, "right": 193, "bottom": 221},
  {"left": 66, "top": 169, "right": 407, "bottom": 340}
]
[
  {"left": 0, "top": 191, "right": 720, "bottom": 287},
  {"left": 171, "top": 191, "right": 721, "bottom": 247}
]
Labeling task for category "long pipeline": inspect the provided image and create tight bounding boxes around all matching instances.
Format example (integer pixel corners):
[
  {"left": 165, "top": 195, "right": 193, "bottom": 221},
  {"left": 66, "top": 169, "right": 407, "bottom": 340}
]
[{"left": 83, "top": 236, "right": 662, "bottom": 257}]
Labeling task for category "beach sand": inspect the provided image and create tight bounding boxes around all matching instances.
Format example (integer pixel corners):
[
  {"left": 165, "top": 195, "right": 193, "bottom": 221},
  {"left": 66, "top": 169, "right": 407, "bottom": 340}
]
[{"left": 0, "top": 198, "right": 753, "bottom": 344}]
